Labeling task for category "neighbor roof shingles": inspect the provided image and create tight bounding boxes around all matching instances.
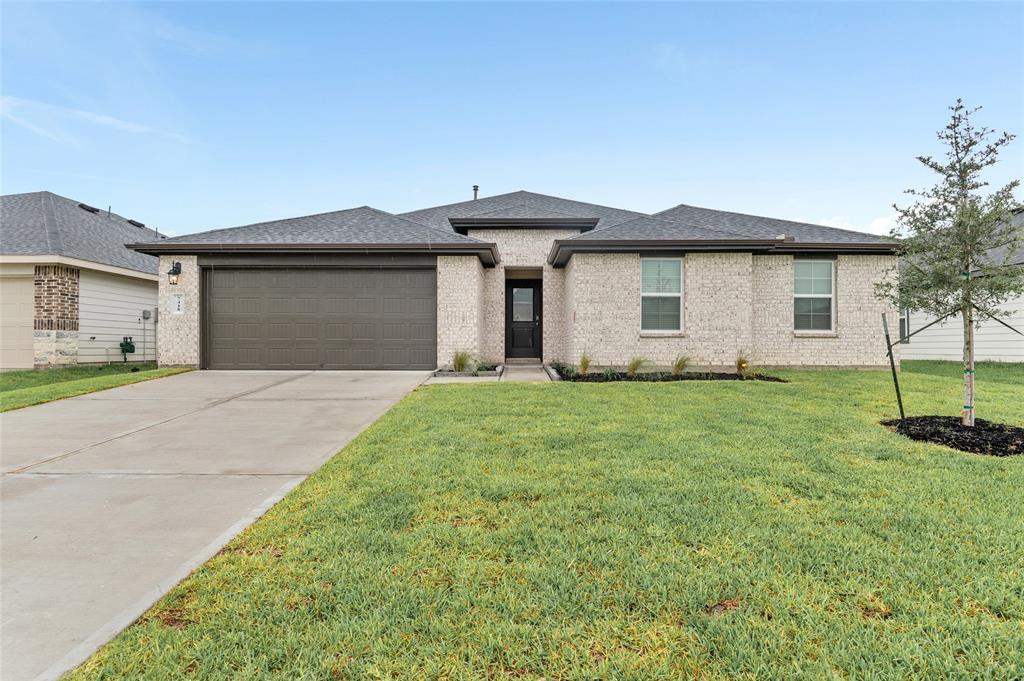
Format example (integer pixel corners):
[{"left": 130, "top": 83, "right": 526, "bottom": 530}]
[{"left": 0, "top": 191, "right": 161, "bottom": 274}]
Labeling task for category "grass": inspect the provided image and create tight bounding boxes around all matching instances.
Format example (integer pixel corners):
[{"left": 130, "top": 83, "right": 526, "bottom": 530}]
[
  {"left": 0, "top": 363, "right": 190, "bottom": 412},
  {"left": 70, "top": 362, "right": 1023, "bottom": 680}
]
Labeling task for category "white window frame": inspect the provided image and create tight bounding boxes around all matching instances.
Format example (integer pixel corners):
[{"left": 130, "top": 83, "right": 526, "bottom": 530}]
[
  {"left": 898, "top": 308, "right": 910, "bottom": 344},
  {"left": 640, "top": 257, "right": 684, "bottom": 333},
  {"left": 793, "top": 259, "right": 836, "bottom": 333}
]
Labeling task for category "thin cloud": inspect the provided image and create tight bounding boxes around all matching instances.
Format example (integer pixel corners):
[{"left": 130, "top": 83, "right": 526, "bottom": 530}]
[{"left": 0, "top": 96, "right": 190, "bottom": 145}]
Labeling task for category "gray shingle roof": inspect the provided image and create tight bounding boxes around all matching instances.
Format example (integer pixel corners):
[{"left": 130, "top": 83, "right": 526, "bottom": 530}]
[
  {"left": 981, "top": 209, "right": 1024, "bottom": 268},
  {"left": 400, "top": 190, "right": 645, "bottom": 231},
  {"left": 564, "top": 215, "right": 761, "bottom": 242},
  {"left": 0, "top": 191, "right": 161, "bottom": 274},
  {"left": 459, "top": 204, "right": 590, "bottom": 221},
  {"left": 654, "top": 203, "right": 895, "bottom": 245},
  {"left": 141, "top": 206, "right": 484, "bottom": 246}
]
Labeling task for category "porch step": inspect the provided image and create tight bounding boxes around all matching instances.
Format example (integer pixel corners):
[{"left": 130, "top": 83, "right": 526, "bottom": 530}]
[{"left": 504, "top": 358, "right": 543, "bottom": 366}]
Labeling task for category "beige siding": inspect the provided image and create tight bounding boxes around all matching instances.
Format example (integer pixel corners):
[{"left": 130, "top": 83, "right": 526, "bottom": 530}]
[
  {"left": 0, "top": 268, "right": 35, "bottom": 369},
  {"left": 79, "top": 270, "right": 158, "bottom": 363},
  {"left": 902, "top": 295, "right": 1024, "bottom": 362}
]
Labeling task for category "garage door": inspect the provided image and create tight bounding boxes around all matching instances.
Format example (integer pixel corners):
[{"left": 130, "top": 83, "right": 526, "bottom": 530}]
[{"left": 205, "top": 268, "right": 436, "bottom": 370}]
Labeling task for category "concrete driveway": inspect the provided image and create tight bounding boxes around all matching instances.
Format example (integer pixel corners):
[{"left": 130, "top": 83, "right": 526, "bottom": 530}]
[{"left": 1, "top": 370, "right": 428, "bottom": 681}]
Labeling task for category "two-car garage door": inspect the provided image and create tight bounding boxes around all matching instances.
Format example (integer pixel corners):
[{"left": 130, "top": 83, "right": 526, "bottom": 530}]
[{"left": 205, "top": 268, "right": 436, "bottom": 370}]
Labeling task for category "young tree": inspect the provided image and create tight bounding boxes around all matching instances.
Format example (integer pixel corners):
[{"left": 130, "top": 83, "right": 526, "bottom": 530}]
[{"left": 876, "top": 100, "right": 1023, "bottom": 426}]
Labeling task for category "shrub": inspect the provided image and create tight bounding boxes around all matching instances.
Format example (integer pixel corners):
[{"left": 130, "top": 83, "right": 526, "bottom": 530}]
[
  {"left": 579, "top": 353, "right": 592, "bottom": 375},
  {"left": 452, "top": 351, "right": 473, "bottom": 373},
  {"left": 476, "top": 362, "right": 497, "bottom": 372},
  {"left": 626, "top": 356, "right": 649, "bottom": 377},
  {"left": 602, "top": 367, "right": 618, "bottom": 381},
  {"left": 735, "top": 355, "right": 751, "bottom": 378},
  {"left": 671, "top": 355, "right": 691, "bottom": 376}
]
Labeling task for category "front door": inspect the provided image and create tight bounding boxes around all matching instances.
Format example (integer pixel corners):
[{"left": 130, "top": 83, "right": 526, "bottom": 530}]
[{"left": 505, "top": 280, "right": 542, "bottom": 359}]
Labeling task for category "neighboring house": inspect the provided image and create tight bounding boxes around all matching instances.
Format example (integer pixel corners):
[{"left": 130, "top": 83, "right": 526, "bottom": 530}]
[
  {"left": 0, "top": 191, "right": 163, "bottom": 369},
  {"left": 900, "top": 209, "right": 1024, "bottom": 362},
  {"left": 129, "top": 190, "right": 899, "bottom": 371}
]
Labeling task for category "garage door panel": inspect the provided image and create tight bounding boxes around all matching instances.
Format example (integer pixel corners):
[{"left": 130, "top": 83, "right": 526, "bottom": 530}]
[{"left": 206, "top": 268, "right": 435, "bottom": 370}]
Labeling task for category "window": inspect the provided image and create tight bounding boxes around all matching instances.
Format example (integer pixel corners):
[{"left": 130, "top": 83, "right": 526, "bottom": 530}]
[
  {"left": 512, "top": 287, "right": 533, "bottom": 322},
  {"left": 641, "top": 258, "right": 682, "bottom": 331},
  {"left": 794, "top": 260, "right": 834, "bottom": 331},
  {"left": 898, "top": 308, "right": 910, "bottom": 344}
]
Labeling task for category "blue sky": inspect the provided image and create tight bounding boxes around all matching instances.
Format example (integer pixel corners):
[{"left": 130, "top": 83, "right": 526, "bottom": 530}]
[{"left": 2, "top": 1, "right": 1021, "bottom": 237}]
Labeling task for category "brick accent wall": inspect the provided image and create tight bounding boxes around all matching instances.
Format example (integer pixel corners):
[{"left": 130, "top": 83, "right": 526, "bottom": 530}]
[
  {"left": 34, "top": 265, "right": 79, "bottom": 331},
  {"left": 33, "top": 265, "right": 80, "bottom": 365},
  {"left": 436, "top": 255, "right": 484, "bottom": 367},
  {"left": 467, "top": 229, "right": 578, "bottom": 363},
  {"left": 563, "top": 252, "right": 898, "bottom": 369},
  {"left": 157, "top": 255, "right": 200, "bottom": 366}
]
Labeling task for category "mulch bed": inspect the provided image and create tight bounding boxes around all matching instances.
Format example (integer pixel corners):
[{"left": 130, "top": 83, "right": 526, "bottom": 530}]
[
  {"left": 881, "top": 416, "right": 1024, "bottom": 457},
  {"left": 552, "top": 368, "right": 786, "bottom": 383}
]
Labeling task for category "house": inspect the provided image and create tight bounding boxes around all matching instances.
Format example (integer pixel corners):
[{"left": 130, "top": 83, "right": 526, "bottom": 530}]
[
  {"left": 128, "top": 190, "right": 900, "bottom": 371},
  {"left": 900, "top": 209, "right": 1024, "bottom": 362},
  {"left": 0, "top": 191, "right": 162, "bottom": 369}
]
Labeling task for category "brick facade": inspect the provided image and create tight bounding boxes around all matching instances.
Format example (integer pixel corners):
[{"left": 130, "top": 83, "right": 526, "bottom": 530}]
[
  {"left": 563, "top": 252, "right": 898, "bottom": 369},
  {"left": 467, "top": 228, "right": 579, "bottom": 363},
  {"left": 33, "top": 265, "right": 79, "bottom": 365},
  {"left": 155, "top": 240, "right": 895, "bottom": 371},
  {"left": 436, "top": 255, "right": 484, "bottom": 367},
  {"left": 157, "top": 255, "right": 201, "bottom": 366}
]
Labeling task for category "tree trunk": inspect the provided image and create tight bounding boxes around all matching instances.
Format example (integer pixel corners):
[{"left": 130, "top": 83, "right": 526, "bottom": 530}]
[{"left": 962, "top": 305, "right": 975, "bottom": 427}]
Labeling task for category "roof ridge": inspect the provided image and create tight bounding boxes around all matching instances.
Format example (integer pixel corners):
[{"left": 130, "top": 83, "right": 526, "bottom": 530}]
[
  {"left": 657, "top": 203, "right": 892, "bottom": 240},
  {"left": 40, "top": 192, "right": 64, "bottom": 255},
  {"left": 359, "top": 206, "right": 485, "bottom": 243},
  {"left": 155, "top": 206, "right": 375, "bottom": 243},
  {"left": 580, "top": 213, "right": 759, "bottom": 242},
  {"left": 399, "top": 190, "right": 528, "bottom": 216}
]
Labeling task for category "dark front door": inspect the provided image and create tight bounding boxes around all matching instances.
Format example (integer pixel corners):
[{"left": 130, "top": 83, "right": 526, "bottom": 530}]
[{"left": 505, "top": 280, "right": 542, "bottom": 359}]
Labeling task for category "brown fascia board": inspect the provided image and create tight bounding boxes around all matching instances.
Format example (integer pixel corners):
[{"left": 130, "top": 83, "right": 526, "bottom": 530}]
[
  {"left": 547, "top": 238, "right": 898, "bottom": 267},
  {"left": 127, "top": 242, "right": 501, "bottom": 267}
]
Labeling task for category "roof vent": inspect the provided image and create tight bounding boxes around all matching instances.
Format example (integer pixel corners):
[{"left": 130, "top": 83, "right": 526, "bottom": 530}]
[
  {"left": 127, "top": 219, "right": 145, "bottom": 228},
  {"left": 473, "top": 184, "right": 479, "bottom": 200},
  {"left": 78, "top": 203, "right": 100, "bottom": 214},
  {"left": 776, "top": 233, "right": 795, "bottom": 242}
]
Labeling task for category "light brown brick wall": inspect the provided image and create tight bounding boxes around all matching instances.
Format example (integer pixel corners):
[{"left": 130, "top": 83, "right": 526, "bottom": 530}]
[
  {"left": 751, "top": 254, "right": 898, "bottom": 367},
  {"left": 436, "top": 255, "right": 484, "bottom": 367},
  {"left": 563, "top": 252, "right": 897, "bottom": 369},
  {"left": 157, "top": 255, "right": 200, "bottom": 366},
  {"left": 468, "top": 228, "right": 578, "bottom": 363}
]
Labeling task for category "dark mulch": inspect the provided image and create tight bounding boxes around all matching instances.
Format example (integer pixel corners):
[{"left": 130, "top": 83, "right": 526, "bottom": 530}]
[
  {"left": 552, "top": 367, "right": 786, "bottom": 383},
  {"left": 881, "top": 416, "right": 1024, "bottom": 457}
]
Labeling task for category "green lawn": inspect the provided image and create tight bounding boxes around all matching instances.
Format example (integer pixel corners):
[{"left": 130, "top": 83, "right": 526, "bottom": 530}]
[
  {"left": 0, "top": 363, "right": 190, "bottom": 412},
  {"left": 71, "top": 362, "right": 1023, "bottom": 680}
]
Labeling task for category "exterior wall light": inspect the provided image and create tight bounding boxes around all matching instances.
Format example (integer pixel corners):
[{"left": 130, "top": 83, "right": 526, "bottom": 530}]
[{"left": 167, "top": 261, "right": 182, "bottom": 285}]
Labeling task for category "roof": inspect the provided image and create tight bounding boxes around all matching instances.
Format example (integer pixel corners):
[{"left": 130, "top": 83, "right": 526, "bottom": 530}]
[
  {"left": 0, "top": 191, "right": 161, "bottom": 274},
  {"left": 980, "top": 208, "right": 1024, "bottom": 268},
  {"left": 400, "top": 190, "right": 645, "bottom": 231},
  {"left": 129, "top": 206, "right": 500, "bottom": 265},
  {"left": 124, "top": 190, "right": 900, "bottom": 268},
  {"left": 654, "top": 203, "right": 896, "bottom": 245}
]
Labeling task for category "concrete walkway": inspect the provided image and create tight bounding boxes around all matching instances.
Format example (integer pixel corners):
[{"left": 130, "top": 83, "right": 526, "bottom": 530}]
[{"left": 0, "top": 370, "right": 428, "bottom": 681}]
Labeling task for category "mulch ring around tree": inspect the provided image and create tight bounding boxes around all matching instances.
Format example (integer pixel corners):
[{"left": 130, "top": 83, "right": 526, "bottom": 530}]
[
  {"left": 554, "top": 369, "right": 786, "bottom": 383},
  {"left": 882, "top": 416, "right": 1024, "bottom": 456}
]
